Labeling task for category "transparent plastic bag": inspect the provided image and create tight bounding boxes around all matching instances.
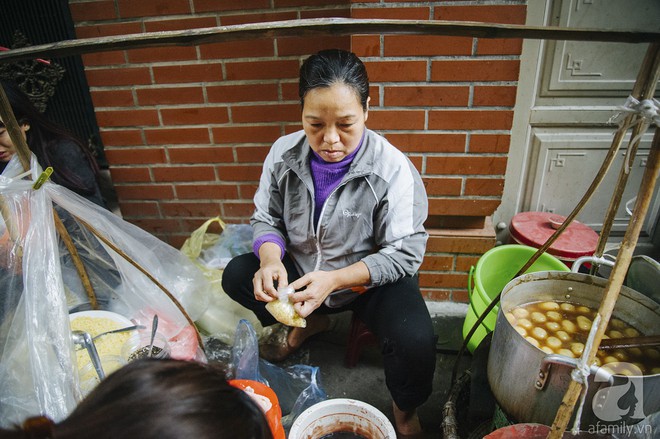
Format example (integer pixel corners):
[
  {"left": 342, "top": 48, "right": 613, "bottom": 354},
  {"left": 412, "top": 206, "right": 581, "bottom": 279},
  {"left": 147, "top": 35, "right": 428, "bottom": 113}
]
[
  {"left": 181, "top": 217, "right": 266, "bottom": 343},
  {"left": 230, "top": 320, "right": 327, "bottom": 430},
  {"left": 0, "top": 154, "right": 212, "bottom": 426}
]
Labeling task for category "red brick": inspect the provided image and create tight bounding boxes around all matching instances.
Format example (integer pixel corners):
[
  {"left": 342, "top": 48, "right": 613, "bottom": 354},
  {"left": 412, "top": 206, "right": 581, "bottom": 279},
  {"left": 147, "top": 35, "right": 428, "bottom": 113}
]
[
  {"left": 409, "top": 156, "right": 423, "bottom": 173},
  {"left": 473, "top": 86, "right": 517, "bottom": 107},
  {"left": 277, "top": 36, "right": 350, "bottom": 56},
  {"left": 428, "top": 110, "right": 513, "bottom": 130},
  {"left": 118, "top": 201, "right": 160, "bottom": 216},
  {"left": 168, "top": 147, "right": 234, "bottom": 164},
  {"left": 419, "top": 272, "right": 466, "bottom": 289},
  {"left": 384, "top": 86, "right": 469, "bottom": 107},
  {"left": 220, "top": 11, "right": 297, "bottom": 26},
  {"left": 420, "top": 255, "right": 454, "bottom": 271},
  {"left": 300, "top": 8, "right": 351, "bottom": 19},
  {"left": 477, "top": 38, "right": 523, "bottom": 55},
  {"left": 109, "top": 167, "right": 152, "bottom": 183},
  {"left": 238, "top": 183, "right": 259, "bottom": 199},
  {"left": 423, "top": 177, "right": 462, "bottom": 196},
  {"left": 351, "top": 7, "right": 430, "bottom": 20},
  {"left": 236, "top": 146, "right": 271, "bottom": 163},
  {"left": 144, "top": 17, "right": 218, "bottom": 32},
  {"left": 368, "top": 86, "right": 380, "bottom": 106},
  {"left": 114, "top": 184, "right": 174, "bottom": 200},
  {"left": 364, "top": 61, "right": 426, "bottom": 82},
  {"left": 428, "top": 198, "right": 501, "bottom": 217},
  {"left": 384, "top": 36, "right": 472, "bottom": 57},
  {"left": 427, "top": 234, "right": 495, "bottom": 254},
  {"left": 213, "top": 126, "right": 282, "bottom": 144},
  {"left": 160, "top": 107, "right": 229, "bottom": 125},
  {"left": 452, "top": 290, "right": 469, "bottom": 304},
  {"left": 144, "top": 128, "right": 211, "bottom": 145},
  {"left": 76, "top": 22, "right": 142, "bottom": 39},
  {"left": 129, "top": 218, "right": 181, "bottom": 234},
  {"left": 218, "top": 165, "right": 263, "bottom": 182},
  {"left": 85, "top": 67, "right": 152, "bottom": 86},
  {"left": 225, "top": 60, "right": 300, "bottom": 81},
  {"left": 281, "top": 82, "right": 300, "bottom": 101},
  {"left": 153, "top": 166, "right": 215, "bottom": 182},
  {"left": 90, "top": 89, "right": 134, "bottom": 108},
  {"left": 231, "top": 104, "right": 300, "bottom": 124},
  {"left": 207, "top": 84, "right": 279, "bottom": 103},
  {"left": 128, "top": 46, "right": 199, "bottom": 63},
  {"left": 137, "top": 86, "right": 204, "bottom": 106},
  {"left": 351, "top": 35, "right": 381, "bottom": 57},
  {"left": 465, "top": 178, "right": 504, "bottom": 196},
  {"left": 456, "top": 255, "right": 480, "bottom": 272},
  {"left": 200, "top": 40, "right": 275, "bottom": 59},
  {"left": 69, "top": 1, "right": 117, "bottom": 21},
  {"left": 434, "top": 5, "right": 527, "bottom": 25},
  {"left": 274, "top": 0, "right": 341, "bottom": 6},
  {"left": 105, "top": 148, "right": 167, "bottom": 165},
  {"left": 95, "top": 109, "right": 160, "bottom": 127},
  {"left": 176, "top": 184, "right": 239, "bottom": 200},
  {"left": 81, "top": 51, "right": 126, "bottom": 67},
  {"left": 469, "top": 134, "right": 510, "bottom": 153},
  {"left": 117, "top": 0, "right": 191, "bottom": 18},
  {"left": 385, "top": 133, "right": 466, "bottom": 153},
  {"left": 367, "top": 110, "right": 425, "bottom": 130},
  {"left": 431, "top": 60, "right": 520, "bottom": 82},
  {"left": 194, "top": 0, "right": 270, "bottom": 12},
  {"left": 161, "top": 202, "right": 223, "bottom": 217},
  {"left": 99, "top": 129, "right": 143, "bottom": 146},
  {"left": 223, "top": 202, "right": 256, "bottom": 218},
  {"left": 427, "top": 156, "right": 507, "bottom": 175},
  {"left": 153, "top": 64, "right": 223, "bottom": 83}
]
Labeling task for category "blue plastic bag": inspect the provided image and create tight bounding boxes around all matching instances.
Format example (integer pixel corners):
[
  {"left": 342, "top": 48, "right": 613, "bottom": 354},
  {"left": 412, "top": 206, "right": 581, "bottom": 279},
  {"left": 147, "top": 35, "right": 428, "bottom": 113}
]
[{"left": 230, "top": 320, "right": 327, "bottom": 428}]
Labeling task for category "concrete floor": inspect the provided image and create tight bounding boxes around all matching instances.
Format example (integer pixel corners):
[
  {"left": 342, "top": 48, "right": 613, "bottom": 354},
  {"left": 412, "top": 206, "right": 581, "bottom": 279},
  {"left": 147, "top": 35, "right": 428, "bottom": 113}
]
[{"left": 206, "top": 302, "right": 477, "bottom": 438}]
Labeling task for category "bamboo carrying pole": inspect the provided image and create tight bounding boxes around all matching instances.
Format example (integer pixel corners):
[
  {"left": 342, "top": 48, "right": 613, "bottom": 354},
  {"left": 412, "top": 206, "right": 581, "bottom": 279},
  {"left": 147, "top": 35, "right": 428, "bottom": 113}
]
[{"left": 547, "top": 44, "right": 660, "bottom": 438}]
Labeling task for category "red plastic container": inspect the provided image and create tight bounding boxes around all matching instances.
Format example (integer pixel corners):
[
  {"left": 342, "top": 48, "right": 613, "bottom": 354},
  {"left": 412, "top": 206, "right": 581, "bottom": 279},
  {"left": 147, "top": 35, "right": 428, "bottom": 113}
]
[{"left": 509, "top": 212, "right": 599, "bottom": 267}]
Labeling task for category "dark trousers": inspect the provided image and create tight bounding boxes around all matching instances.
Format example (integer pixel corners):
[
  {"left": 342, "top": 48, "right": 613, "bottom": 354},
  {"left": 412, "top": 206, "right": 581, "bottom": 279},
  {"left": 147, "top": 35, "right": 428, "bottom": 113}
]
[{"left": 221, "top": 252, "right": 437, "bottom": 411}]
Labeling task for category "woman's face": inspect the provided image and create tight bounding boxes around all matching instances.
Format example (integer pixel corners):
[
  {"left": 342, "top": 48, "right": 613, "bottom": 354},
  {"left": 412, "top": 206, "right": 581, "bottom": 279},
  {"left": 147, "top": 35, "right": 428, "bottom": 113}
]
[
  {"left": 0, "top": 119, "right": 29, "bottom": 163},
  {"left": 302, "top": 82, "right": 369, "bottom": 163}
]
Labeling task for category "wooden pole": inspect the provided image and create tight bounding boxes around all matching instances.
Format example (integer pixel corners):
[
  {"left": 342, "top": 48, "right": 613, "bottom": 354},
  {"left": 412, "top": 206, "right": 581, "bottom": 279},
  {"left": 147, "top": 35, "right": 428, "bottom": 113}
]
[{"left": 0, "top": 18, "right": 657, "bottom": 64}]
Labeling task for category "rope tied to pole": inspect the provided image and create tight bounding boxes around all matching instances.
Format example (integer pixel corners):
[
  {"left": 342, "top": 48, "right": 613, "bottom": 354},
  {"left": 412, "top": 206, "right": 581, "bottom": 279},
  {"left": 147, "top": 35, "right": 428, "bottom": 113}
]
[
  {"left": 609, "top": 96, "right": 660, "bottom": 174},
  {"left": 568, "top": 313, "right": 601, "bottom": 434}
]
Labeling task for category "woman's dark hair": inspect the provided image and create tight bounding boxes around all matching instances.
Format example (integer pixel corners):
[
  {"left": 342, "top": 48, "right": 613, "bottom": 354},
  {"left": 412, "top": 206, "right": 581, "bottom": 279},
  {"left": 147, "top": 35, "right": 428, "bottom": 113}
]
[
  {"left": 0, "top": 80, "right": 100, "bottom": 195},
  {"left": 299, "top": 49, "right": 369, "bottom": 110},
  {"left": 3, "top": 359, "right": 274, "bottom": 439}
]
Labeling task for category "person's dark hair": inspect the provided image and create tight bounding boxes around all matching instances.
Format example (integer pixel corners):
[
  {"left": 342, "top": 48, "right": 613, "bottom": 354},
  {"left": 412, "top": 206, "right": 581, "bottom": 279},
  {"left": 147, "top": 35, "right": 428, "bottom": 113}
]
[
  {"left": 0, "top": 80, "right": 100, "bottom": 195},
  {"left": 1, "top": 359, "right": 273, "bottom": 439},
  {"left": 299, "top": 49, "right": 369, "bottom": 110}
]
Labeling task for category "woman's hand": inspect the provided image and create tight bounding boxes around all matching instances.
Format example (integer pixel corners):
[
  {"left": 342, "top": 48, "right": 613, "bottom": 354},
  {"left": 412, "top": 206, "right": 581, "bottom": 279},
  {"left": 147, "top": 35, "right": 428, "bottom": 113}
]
[
  {"left": 252, "top": 242, "right": 288, "bottom": 303},
  {"left": 288, "top": 270, "right": 337, "bottom": 318}
]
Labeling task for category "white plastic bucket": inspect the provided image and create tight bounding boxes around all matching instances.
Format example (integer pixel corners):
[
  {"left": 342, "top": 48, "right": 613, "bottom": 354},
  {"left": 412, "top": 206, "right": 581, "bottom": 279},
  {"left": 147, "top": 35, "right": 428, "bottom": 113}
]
[{"left": 288, "top": 398, "right": 396, "bottom": 439}]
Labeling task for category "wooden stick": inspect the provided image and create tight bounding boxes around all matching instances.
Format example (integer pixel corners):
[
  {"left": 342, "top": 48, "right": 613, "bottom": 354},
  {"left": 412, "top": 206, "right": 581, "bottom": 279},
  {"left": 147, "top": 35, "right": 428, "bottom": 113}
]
[
  {"left": 0, "top": 18, "right": 658, "bottom": 64},
  {"left": 548, "top": 126, "right": 660, "bottom": 438}
]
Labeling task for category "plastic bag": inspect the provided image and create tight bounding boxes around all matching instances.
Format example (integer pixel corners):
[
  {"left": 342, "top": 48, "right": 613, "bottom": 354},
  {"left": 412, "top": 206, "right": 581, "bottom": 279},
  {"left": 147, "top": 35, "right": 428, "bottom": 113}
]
[
  {"left": 230, "top": 320, "right": 327, "bottom": 430},
  {"left": 0, "top": 154, "right": 212, "bottom": 426},
  {"left": 181, "top": 217, "right": 266, "bottom": 343}
]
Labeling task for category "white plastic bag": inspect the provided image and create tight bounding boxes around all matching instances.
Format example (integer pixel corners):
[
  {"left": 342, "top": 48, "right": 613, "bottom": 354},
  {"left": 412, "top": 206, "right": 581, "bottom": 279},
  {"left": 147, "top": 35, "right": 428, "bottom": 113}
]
[{"left": 0, "top": 154, "right": 212, "bottom": 426}]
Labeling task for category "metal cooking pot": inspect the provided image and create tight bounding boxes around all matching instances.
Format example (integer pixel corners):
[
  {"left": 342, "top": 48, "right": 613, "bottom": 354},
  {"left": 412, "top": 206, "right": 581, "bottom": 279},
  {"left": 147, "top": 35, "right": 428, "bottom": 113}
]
[{"left": 487, "top": 271, "right": 660, "bottom": 429}]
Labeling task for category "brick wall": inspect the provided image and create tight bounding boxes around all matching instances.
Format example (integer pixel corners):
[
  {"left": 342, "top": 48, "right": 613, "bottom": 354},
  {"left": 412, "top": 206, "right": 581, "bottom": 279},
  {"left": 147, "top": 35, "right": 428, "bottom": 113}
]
[{"left": 68, "top": 0, "right": 527, "bottom": 303}]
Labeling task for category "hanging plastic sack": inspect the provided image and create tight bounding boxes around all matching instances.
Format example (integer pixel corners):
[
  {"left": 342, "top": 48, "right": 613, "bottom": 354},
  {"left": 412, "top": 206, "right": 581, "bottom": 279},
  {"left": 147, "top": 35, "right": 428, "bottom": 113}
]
[
  {"left": 229, "top": 319, "right": 328, "bottom": 431},
  {"left": 180, "top": 217, "right": 266, "bottom": 344},
  {"left": 0, "top": 154, "right": 212, "bottom": 427}
]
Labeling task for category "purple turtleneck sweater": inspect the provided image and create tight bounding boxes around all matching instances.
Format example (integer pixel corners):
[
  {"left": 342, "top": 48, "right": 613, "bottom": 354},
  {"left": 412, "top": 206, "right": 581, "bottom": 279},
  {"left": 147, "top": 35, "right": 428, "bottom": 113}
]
[{"left": 253, "top": 134, "right": 364, "bottom": 259}]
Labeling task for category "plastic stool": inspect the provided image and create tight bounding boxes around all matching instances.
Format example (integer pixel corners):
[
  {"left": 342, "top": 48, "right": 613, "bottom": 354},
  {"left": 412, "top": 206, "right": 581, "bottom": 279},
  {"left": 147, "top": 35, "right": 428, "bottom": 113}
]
[{"left": 344, "top": 313, "right": 378, "bottom": 368}]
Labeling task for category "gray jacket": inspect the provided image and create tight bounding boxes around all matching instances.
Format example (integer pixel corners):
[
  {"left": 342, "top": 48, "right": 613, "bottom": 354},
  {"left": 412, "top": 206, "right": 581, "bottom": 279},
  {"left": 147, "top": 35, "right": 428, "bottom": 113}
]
[{"left": 251, "top": 129, "right": 428, "bottom": 307}]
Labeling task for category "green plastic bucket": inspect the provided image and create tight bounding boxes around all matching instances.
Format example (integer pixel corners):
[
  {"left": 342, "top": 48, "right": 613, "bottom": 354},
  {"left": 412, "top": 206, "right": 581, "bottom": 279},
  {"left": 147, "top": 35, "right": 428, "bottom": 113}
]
[{"left": 462, "top": 244, "right": 570, "bottom": 353}]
